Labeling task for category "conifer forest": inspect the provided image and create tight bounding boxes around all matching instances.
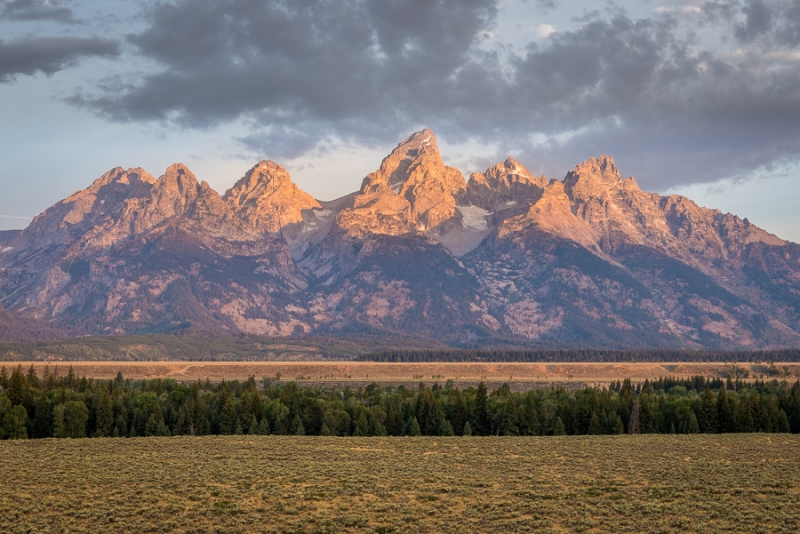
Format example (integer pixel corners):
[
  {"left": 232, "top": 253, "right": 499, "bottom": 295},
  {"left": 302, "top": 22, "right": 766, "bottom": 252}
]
[{"left": 2, "top": 364, "right": 799, "bottom": 440}]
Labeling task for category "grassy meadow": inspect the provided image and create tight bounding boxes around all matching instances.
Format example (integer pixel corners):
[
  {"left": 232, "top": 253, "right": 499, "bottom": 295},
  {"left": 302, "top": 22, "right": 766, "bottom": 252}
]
[{"left": 1, "top": 434, "right": 798, "bottom": 533}]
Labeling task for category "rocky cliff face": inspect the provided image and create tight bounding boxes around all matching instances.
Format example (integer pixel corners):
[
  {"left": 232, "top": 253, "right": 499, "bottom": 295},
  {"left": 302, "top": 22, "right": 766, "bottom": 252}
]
[
  {"left": 335, "top": 130, "right": 466, "bottom": 237},
  {"left": 224, "top": 160, "right": 321, "bottom": 232},
  {"left": 1, "top": 130, "right": 798, "bottom": 349},
  {"left": 467, "top": 156, "right": 546, "bottom": 212}
]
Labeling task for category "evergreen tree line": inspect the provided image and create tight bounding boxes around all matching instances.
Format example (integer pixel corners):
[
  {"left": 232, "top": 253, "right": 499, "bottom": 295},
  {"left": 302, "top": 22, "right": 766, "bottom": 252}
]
[
  {"left": 357, "top": 348, "right": 800, "bottom": 364},
  {"left": 1, "top": 365, "right": 799, "bottom": 440}
]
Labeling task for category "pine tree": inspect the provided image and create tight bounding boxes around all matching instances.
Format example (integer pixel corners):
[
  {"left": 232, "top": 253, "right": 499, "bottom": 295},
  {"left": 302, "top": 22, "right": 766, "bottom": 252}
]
[
  {"left": 115, "top": 408, "right": 128, "bottom": 438},
  {"left": 175, "top": 406, "right": 190, "bottom": 435},
  {"left": 474, "top": 382, "right": 489, "bottom": 435},
  {"left": 587, "top": 411, "right": 601, "bottom": 435},
  {"left": 613, "top": 414, "right": 624, "bottom": 434},
  {"left": 450, "top": 390, "right": 466, "bottom": 436},
  {"left": 552, "top": 416, "right": 566, "bottom": 436},
  {"left": 192, "top": 397, "right": 210, "bottom": 435},
  {"left": 2, "top": 405, "right": 28, "bottom": 439},
  {"left": 384, "top": 397, "right": 404, "bottom": 436},
  {"left": 273, "top": 405, "right": 290, "bottom": 435},
  {"left": 462, "top": 421, "right": 472, "bottom": 436},
  {"left": 7, "top": 365, "right": 27, "bottom": 407},
  {"left": 257, "top": 417, "right": 271, "bottom": 435},
  {"left": 698, "top": 386, "right": 718, "bottom": 433},
  {"left": 737, "top": 392, "right": 756, "bottom": 432},
  {"left": 145, "top": 406, "right": 170, "bottom": 437},
  {"left": 368, "top": 406, "right": 388, "bottom": 436},
  {"left": 415, "top": 387, "right": 433, "bottom": 435},
  {"left": 247, "top": 416, "right": 259, "bottom": 435},
  {"left": 219, "top": 397, "right": 238, "bottom": 435},
  {"left": 687, "top": 411, "right": 700, "bottom": 434},
  {"left": 52, "top": 404, "right": 66, "bottom": 438},
  {"left": 32, "top": 391, "right": 51, "bottom": 439},
  {"left": 407, "top": 416, "right": 421, "bottom": 436},
  {"left": 63, "top": 401, "right": 88, "bottom": 438},
  {"left": 522, "top": 392, "right": 540, "bottom": 436},
  {"left": 777, "top": 410, "right": 791, "bottom": 433},
  {"left": 717, "top": 386, "right": 735, "bottom": 433},
  {"left": 130, "top": 407, "right": 146, "bottom": 437},
  {"left": 26, "top": 364, "right": 40, "bottom": 390},
  {"left": 427, "top": 398, "right": 445, "bottom": 436},
  {"left": 94, "top": 390, "right": 114, "bottom": 438},
  {"left": 503, "top": 397, "right": 520, "bottom": 436},
  {"left": 438, "top": 419, "right": 454, "bottom": 436},
  {"left": 290, "top": 414, "right": 306, "bottom": 436}
]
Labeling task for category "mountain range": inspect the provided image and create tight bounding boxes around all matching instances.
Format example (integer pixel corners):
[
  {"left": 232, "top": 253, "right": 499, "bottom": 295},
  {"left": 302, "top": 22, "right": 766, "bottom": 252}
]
[{"left": 1, "top": 130, "right": 799, "bottom": 349}]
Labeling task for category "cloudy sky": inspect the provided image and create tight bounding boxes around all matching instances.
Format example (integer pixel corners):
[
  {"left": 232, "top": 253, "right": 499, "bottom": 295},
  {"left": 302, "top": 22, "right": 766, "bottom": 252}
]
[{"left": 1, "top": 0, "right": 799, "bottom": 241}]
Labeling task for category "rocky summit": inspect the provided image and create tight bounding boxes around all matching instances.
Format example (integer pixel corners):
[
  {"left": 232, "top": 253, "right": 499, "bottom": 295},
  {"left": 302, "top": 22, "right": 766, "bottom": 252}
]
[{"left": 1, "top": 130, "right": 799, "bottom": 349}]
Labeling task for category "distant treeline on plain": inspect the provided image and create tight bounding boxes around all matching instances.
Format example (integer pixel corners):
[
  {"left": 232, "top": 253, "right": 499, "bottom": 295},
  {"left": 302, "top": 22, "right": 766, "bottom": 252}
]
[{"left": 357, "top": 349, "right": 800, "bottom": 363}]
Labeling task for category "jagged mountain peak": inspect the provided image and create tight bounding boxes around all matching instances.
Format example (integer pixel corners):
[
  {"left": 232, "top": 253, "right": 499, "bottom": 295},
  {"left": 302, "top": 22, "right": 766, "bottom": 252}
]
[
  {"left": 19, "top": 166, "right": 156, "bottom": 247},
  {"left": 149, "top": 164, "right": 205, "bottom": 216},
  {"left": 564, "top": 154, "right": 641, "bottom": 199},
  {"left": 396, "top": 128, "right": 438, "bottom": 153},
  {"left": 577, "top": 154, "right": 619, "bottom": 176},
  {"left": 337, "top": 129, "right": 465, "bottom": 236},
  {"left": 362, "top": 128, "right": 446, "bottom": 192},
  {"left": 226, "top": 160, "right": 295, "bottom": 194},
  {"left": 490, "top": 157, "right": 541, "bottom": 185},
  {"left": 70, "top": 166, "right": 155, "bottom": 201},
  {"left": 466, "top": 156, "right": 546, "bottom": 213},
  {"left": 224, "top": 160, "right": 321, "bottom": 232},
  {"left": 90, "top": 166, "right": 155, "bottom": 189},
  {"left": 502, "top": 156, "right": 531, "bottom": 176},
  {"left": 150, "top": 164, "right": 228, "bottom": 205},
  {"left": 158, "top": 163, "right": 198, "bottom": 186}
]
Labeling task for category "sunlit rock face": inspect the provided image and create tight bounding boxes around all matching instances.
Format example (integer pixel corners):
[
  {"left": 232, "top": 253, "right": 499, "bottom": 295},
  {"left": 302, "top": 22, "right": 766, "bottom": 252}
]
[
  {"left": 335, "top": 129, "right": 466, "bottom": 238},
  {"left": 224, "top": 160, "right": 321, "bottom": 233},
  {"left": 1, "top": 130, "right": 798, "bottom": 349}
]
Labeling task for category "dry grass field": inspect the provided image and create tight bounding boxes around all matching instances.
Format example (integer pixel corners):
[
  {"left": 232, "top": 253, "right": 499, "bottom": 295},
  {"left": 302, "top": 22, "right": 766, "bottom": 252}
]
[
  {"left": 1, "top": 435, "right": 798, "bottom": 533},
  {"left": 3, "top": 361, "right": 798, "bottom": 386}
]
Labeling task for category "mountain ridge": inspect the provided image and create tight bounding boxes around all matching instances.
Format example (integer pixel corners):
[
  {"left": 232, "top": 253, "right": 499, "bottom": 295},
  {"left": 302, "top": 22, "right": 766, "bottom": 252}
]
[{"left": 1, "top": 129, "right": 798, "bottom": 349}]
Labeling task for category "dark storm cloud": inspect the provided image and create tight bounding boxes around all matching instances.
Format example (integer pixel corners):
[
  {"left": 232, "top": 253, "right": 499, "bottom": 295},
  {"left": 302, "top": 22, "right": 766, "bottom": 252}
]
[
  {"left": 1, "top": 0, "right": 73, "bottom": 22},
  {"left": 72, "top": 0, "right": 800, "bottom": 189},
  {"left": 736, "top": 0, "right": 773, "bottom": 41},
  {"left": 0, "top": 36, "right": 120, "bottom": 82},
  {"left": 494, "top": 13, "right": 800, "bottom": 188},
  {"left": 71, "top": 0, "right": 498, "bottom": 153},
  {"left": 735, "top": 0, "right": 800, "bottom": 46}
]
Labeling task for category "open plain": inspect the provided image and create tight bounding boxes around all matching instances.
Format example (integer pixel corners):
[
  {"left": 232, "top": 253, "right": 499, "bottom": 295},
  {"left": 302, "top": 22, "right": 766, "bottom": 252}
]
[
  {"left": 0, "top": 435, "right": 798, "bottom": 533},
  {"left": 2, "top": 361, "right": 797, "bottom": 387}
]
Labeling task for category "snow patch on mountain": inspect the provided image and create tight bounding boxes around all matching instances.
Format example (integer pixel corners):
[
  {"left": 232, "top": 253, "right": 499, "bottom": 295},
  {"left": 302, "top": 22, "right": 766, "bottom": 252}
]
[{"left": 457, "top": 205, "right": 489, "bottom": 230}]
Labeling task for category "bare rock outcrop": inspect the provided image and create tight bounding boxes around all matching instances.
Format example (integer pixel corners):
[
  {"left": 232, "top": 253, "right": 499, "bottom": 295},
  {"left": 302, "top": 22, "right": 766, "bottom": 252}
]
[
  {"left": 20, "top": 167, "right": 155, "bottom": 248},
  {"left": 224, "top": 160, "right": 321, "bottom": 232},
  {"left": 467, "top": 156, "right": 546, "bottom": 212},
  {"left": 336, "top": 129, "right": 466, "bottom": 237}
]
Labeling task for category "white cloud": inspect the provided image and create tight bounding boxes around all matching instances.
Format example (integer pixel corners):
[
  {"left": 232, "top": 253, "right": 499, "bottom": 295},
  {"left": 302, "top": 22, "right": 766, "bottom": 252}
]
[{"left": 535, "top": 23, "right": 556, "bottom": 39}]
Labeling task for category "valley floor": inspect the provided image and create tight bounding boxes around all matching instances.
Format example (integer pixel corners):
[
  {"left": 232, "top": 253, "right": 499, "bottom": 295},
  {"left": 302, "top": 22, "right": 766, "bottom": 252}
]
[
  {"left": 0, "top": 435, "right": 797, "bottom": 532},
  {"left": 2, "top": 360, "right": 798, "bottom": 386}
]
